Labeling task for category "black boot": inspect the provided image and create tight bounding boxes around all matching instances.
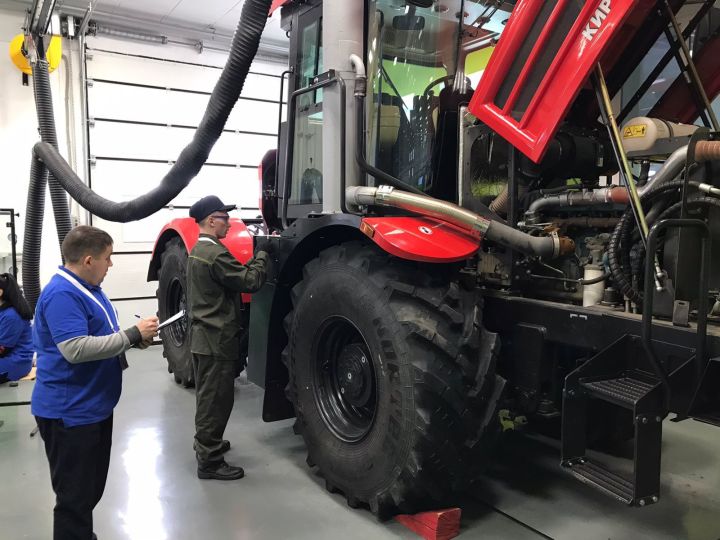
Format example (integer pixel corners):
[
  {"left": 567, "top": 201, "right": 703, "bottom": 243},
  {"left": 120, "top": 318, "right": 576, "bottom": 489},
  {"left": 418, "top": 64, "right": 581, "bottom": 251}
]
[{"left": 197, "top": 460, "right": 244, "bottom": 480}]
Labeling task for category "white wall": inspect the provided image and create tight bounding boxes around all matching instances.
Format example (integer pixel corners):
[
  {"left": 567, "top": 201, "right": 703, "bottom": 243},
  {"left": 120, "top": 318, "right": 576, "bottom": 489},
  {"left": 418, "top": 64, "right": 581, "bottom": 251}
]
[
  {"left": 0, "top": 9, "right": 287, "bottom": 313},
  {"left": 79, "top": 34, "right": 286, "bottom": 322},
  {"left": 0, "top": 8, "right": 86, "bottom": 286}
]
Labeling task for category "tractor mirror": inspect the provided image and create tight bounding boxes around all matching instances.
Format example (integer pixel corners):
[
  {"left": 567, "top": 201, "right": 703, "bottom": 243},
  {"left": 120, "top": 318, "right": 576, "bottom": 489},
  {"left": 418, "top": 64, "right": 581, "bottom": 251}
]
[{"left": 393, "top": 14, "right": 426, "bottom": 31}]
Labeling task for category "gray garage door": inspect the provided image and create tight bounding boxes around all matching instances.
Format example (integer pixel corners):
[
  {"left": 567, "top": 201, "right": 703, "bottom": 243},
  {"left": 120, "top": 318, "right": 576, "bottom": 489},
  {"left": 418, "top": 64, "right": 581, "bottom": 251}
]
[{"left": 84, "top": 35, "right": 285, "bottom": 323}]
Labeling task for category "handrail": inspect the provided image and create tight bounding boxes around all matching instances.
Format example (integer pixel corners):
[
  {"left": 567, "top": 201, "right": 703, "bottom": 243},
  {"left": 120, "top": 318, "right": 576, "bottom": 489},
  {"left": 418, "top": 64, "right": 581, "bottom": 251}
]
[{"left": 642, "top": 218, "right": 710, "bottom": 414}]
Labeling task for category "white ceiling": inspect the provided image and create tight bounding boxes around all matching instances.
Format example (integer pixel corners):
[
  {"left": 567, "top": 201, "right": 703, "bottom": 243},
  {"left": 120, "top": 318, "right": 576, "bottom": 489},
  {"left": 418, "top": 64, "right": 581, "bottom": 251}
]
[{"left": 1, "top": 0, "right": 288, "bottom": 48}]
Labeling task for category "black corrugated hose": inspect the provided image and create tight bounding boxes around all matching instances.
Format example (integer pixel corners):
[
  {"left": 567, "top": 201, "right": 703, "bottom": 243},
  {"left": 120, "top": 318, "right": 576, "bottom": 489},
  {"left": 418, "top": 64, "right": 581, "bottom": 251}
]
[
  {"left": 23, "top": 0, "right": 272, "bottom": 307},
  {"left": 608, "top": 180, "right": 704, "bottom": 303},
  {"left": 23, "top": 57, "right": 74, "bottom": 308},
  {"left": 32, "top": 58, "right": 73, "bottom": 244},
  {"left": 23, "top": 156, "right": 48, "bottom": 307}
]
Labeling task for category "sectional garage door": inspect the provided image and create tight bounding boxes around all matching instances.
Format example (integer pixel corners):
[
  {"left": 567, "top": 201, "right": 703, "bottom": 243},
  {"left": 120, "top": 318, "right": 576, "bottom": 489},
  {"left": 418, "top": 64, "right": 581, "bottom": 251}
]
[{"left": 84, "top": 37, "right": 285, "bottom": 324}]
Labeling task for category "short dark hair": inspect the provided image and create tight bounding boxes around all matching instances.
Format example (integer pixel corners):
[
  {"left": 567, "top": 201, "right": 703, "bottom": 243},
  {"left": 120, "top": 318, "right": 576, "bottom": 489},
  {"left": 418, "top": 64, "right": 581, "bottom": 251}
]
[{"left": 62, "top": 226, "right": 113, "bottom": 264}]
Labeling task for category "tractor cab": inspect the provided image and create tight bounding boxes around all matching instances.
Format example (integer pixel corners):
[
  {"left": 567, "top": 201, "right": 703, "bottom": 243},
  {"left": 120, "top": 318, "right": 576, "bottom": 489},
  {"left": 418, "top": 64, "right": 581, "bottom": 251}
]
[
  {"left": 365, "top": 0, "right": 472, "bottom": 200},
  {"left": 266, "top": 0, "right": 509, "bottom": 230}
]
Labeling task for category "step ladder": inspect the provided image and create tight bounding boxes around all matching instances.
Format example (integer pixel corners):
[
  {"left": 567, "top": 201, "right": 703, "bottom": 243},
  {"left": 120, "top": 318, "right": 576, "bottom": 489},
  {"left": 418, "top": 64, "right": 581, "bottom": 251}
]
[
  {"left": 562, "top": 218, "right": 712, "bottom": 505},
  {"left": 561, "top": 335, "right": 665, "bottom": 507}
]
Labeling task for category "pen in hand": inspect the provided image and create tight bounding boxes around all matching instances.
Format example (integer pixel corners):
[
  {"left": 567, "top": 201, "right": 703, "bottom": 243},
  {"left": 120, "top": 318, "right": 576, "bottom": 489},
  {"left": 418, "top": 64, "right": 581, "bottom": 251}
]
[{"left": 134, "top": 315, "right": 160, "bottom": 341}]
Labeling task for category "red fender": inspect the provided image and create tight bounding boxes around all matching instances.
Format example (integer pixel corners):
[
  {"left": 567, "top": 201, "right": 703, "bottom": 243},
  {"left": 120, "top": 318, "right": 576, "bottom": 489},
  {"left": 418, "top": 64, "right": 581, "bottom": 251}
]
[
  {"left": 149, "top": 217, "right": 255, "bottom": 302},
  {"left": 360, "top": 217, "right": 480, "bottom": 263}
]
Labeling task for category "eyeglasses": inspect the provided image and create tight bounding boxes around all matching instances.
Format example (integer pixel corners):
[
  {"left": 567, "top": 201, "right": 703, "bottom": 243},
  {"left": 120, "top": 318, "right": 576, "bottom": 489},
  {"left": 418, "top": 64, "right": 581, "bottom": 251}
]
[{"left": 209, "top": 214, "right": 230, "bottom": 221}]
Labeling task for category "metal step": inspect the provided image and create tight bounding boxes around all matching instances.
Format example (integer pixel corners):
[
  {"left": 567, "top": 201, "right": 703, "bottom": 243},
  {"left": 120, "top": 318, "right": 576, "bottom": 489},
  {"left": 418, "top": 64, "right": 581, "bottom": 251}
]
[
  {"left": 564, "top": 459, "right": 635, "bottom": 505},
  {"left": 693, "top": 413, "right": 720, "bottom": 428},
  {"left": 581, "top": 376, "right": 656, "bottom": 409}
]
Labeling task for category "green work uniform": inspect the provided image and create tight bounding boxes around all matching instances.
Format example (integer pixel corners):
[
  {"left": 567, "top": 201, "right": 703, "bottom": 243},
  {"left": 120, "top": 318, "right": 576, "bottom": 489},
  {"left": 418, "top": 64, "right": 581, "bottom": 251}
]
[{"left": 187, "top": 233, "right": 269, "bottom": 464}]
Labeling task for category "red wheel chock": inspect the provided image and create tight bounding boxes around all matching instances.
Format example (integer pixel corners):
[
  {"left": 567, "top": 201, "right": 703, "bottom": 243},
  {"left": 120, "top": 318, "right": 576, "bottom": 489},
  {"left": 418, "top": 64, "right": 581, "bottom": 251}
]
[{"left": 395, "top": 508, "right": 462, "bottom": 540}]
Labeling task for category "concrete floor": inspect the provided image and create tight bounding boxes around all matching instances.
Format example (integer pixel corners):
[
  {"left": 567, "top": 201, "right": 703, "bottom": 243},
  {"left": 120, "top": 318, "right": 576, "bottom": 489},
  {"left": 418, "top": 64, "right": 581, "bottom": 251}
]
[{"left": 0, "top": 347, "right": 718, "bottom": 540}]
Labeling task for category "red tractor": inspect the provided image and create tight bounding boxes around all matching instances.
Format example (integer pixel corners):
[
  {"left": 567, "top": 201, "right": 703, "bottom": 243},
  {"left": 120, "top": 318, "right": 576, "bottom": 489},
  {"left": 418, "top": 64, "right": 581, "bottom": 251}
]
[{"left": 149, "top": 0, "right": 720, "bottom": 518}]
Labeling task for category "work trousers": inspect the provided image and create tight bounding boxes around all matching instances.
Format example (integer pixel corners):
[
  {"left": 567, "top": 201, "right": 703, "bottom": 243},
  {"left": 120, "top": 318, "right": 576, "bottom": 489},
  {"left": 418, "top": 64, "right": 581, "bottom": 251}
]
[
  {"left": 192, "top": 354, "right": 235, "bottom": 464},
  {"left": 36, "top": 414, "right": 113, "bottom": 540}
]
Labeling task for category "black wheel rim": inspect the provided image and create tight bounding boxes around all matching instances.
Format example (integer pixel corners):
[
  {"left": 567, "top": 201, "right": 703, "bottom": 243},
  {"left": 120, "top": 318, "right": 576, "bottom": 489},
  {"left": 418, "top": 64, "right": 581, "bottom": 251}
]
[
  {"left": 312, "top": 317, "right": 377, "bottom": 443},
  {"left": 165, "top": 277, "right": 187, "bottom": 347}
]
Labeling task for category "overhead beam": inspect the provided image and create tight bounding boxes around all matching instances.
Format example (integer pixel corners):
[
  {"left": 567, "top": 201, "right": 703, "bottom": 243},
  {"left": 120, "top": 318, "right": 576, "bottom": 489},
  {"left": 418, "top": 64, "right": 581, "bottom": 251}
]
[{"left": 0, "top": 0, "right": 289, "bottom": 59}]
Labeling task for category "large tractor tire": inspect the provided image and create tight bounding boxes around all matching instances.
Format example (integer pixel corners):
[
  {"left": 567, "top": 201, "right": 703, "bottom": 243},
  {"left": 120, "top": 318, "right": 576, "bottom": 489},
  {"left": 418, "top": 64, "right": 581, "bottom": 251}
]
[
  {"left": 157, "top": 237, "right": 194, "bottom": 388},
  {"left": 283, "top": 242, "right": 505, "bottom": 518}
]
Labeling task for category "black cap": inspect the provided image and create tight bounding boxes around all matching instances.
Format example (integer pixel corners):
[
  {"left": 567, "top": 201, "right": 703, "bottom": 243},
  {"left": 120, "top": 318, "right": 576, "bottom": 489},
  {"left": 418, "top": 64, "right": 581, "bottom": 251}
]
[{"left": 189, "top": 195, "right": 236, "bottom": 222}]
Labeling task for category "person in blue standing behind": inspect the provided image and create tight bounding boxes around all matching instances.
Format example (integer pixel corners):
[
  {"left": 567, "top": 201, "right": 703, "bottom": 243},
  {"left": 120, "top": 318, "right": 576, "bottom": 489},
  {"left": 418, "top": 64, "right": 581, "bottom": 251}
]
[
  {"left": 32, "top": 225, "right": 159, "bottom": 540},
  {"left": 0, "top": 272, "right": 34, "bottom": 382}
]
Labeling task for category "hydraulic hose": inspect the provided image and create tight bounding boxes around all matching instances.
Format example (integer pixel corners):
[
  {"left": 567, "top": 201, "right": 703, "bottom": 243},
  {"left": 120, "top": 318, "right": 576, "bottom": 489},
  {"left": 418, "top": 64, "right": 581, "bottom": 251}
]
[
  {"left": 631, "top": 196, "right": 720, "bottom": 306},
  {"left": 608, "top": 180, "right": 703, "bottom": 303},
  {"left": 23, "top": 0, "right": 272, "bottom": 307}
]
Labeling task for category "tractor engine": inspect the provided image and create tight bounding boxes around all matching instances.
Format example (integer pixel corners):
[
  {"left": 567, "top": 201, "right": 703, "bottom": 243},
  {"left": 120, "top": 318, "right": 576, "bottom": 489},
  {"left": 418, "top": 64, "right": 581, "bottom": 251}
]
[
  {"left": 465, "top": 115, "right": 714, "bottom": 314},
  {"left": 461, "top": 111, "right": 720, "bottom": 425}
]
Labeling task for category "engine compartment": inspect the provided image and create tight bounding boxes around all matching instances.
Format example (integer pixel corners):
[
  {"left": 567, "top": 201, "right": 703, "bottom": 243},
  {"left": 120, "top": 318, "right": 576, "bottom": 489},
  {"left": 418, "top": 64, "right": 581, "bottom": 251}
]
[{"left": 464, "top": 116, "right": 720, "bottom": 320}]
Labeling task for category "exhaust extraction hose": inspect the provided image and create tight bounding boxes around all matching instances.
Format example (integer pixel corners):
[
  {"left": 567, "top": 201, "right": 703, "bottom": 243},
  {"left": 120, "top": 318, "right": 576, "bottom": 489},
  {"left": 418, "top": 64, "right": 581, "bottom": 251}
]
[
  {"left": 23, "top": 56, "right": 74, "bottom": 307},
  {"left": 23, "top": 156, "right": 49, "bottom": 307},
  {"left": 23, "top": 0, "right": 272, "bottom": 307},
  {"left": 32, "top": 59, "right": 73, "bottom": 244}
]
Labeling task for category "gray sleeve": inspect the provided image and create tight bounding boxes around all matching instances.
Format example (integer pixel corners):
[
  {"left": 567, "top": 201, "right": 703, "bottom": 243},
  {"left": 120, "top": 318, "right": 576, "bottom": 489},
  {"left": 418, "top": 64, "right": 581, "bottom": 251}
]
[{"left": 58, "top": 328, "right": 139, "bottom": 364}]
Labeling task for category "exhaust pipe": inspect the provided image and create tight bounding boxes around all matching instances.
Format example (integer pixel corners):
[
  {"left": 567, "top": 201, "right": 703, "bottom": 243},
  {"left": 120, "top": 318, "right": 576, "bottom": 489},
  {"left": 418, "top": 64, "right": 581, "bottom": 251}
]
[
  {"left": 347, "top": 186, "right": 574, "bottom": 259},
  {"left": 637, "top": 145, "right": 687, "bottom": 197},
  {"left": 525, "top": 186, "right": 630, "bottom": 224}
]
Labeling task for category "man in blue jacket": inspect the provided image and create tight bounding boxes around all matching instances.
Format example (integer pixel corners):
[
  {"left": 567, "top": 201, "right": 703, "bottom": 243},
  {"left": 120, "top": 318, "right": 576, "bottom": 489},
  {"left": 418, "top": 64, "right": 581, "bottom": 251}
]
[{"left": 32, "top": 225, "right": 158, "bottom": 540}]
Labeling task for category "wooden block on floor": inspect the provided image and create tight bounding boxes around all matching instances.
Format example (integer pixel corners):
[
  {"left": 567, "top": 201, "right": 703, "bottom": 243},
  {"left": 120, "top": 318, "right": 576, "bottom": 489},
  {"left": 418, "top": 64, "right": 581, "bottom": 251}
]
[{"left": 395, "top": 508, "right": 461, "bottom": 540}]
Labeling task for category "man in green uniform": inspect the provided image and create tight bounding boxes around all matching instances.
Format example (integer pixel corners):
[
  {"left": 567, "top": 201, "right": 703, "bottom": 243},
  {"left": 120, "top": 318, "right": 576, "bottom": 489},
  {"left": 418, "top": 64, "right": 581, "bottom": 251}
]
[{"left": 187, "top": 195, "right": 270, "bottom": 480}]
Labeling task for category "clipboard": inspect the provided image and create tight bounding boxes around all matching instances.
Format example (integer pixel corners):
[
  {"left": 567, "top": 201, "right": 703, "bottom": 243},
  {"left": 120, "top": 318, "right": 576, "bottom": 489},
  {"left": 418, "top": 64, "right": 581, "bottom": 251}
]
[{"left": 159, "top": 309, "right": 186, "bottom": 330}]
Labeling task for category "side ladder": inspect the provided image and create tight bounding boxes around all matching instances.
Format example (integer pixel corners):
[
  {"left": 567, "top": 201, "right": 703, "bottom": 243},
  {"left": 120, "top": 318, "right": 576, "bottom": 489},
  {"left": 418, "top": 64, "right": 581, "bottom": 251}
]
[
  {"left": 561, "top": 218, "right": 712, "bottom": 506},
  {"left": 561, "top": 335, "right": 666, "bottom": 506}
]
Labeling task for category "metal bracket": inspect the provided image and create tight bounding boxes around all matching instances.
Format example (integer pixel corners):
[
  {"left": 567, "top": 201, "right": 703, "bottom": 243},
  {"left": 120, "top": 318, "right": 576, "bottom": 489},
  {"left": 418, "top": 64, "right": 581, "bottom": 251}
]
[{"left": 672, "top": 300, "right": 690, "bottom": 327}]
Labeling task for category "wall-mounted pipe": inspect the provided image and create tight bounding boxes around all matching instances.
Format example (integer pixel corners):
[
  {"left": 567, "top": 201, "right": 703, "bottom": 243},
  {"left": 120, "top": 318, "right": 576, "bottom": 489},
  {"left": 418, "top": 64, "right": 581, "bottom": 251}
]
[{"left": 94, "top": 24, "right": 168, "bottom": 44}]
